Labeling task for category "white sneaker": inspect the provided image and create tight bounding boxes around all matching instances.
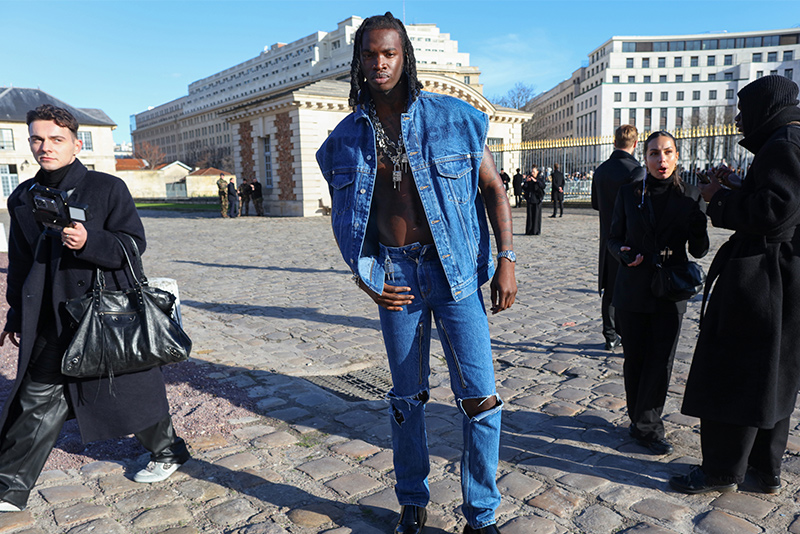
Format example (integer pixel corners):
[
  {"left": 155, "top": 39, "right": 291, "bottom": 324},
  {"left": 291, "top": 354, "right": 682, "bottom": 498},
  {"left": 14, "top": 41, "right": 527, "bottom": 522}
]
[
  {"left": 0, "top": 501, "right": 22, "bottom": 512},
  {"left": 133, "top": 461, "right": 183, "bottom": 483}
]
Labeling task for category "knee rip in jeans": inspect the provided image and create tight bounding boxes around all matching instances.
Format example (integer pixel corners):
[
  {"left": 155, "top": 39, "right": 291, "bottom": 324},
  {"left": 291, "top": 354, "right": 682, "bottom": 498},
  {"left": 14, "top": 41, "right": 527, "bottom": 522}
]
[
  {"left": 388, "top": 389, "right": 429, "bottom": 426},
  {"left": 458, "top": 394, "right": 503, "bottom": 419}
]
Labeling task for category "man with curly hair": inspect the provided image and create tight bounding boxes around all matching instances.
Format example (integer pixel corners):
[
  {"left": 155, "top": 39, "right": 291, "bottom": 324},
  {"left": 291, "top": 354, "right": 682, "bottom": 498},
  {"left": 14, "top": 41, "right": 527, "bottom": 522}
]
[{"left": 317, "top": 12, "right": 516, "bottom": 534}]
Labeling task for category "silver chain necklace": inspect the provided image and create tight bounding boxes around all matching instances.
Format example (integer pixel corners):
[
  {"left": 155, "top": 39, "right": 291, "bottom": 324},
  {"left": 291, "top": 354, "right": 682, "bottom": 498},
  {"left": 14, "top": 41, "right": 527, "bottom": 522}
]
[{"left": 369, "top": 100, "right": 409, "bottom": 189}]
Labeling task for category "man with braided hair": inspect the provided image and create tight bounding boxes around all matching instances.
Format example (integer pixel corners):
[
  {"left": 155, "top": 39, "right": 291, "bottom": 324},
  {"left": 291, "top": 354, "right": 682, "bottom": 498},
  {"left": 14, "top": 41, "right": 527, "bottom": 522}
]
[{"left": 317, "top": 12, "right": 516, "bottom": 534}]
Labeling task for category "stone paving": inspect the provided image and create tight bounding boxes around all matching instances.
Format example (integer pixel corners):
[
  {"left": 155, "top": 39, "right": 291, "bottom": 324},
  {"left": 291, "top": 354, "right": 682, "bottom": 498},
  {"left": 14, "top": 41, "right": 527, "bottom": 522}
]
[{"left": 4, "top": 206, "right": 800, "bottom": 534}]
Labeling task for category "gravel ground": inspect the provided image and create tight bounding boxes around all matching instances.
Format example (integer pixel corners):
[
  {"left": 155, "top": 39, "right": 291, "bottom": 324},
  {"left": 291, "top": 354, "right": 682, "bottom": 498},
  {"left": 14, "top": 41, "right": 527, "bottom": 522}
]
[{"left": 0, "top": 252, "right": 257, "bottom": 472}]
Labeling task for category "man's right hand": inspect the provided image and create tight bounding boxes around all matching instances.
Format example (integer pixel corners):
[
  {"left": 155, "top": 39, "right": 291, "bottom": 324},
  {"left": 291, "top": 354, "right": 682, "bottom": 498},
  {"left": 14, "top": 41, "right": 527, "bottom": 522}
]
[
  {"left": 360, "top": 282, "right": 414, "bottom": 311},
  {"left": 0, "top": 331, "right": 19, "bottom": 348}
]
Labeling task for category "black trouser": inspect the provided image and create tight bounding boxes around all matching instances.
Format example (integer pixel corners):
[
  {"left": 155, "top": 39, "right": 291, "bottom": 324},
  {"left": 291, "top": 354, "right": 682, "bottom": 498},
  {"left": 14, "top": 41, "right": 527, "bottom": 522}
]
[
  {"left": 601, "top": 255, "right": 620, "bottom": 343},
  {"left": 700, "top": 416, "right": 791, "bottom": 483},
  {"left": 0, "top": 336, "right": 189, "bottom": 509},
  {"left": 552, "top": 197, "right": 563, "bottom": 217},
  {"left": 616, "top": 310, "right": 682, "bottom": 441}
]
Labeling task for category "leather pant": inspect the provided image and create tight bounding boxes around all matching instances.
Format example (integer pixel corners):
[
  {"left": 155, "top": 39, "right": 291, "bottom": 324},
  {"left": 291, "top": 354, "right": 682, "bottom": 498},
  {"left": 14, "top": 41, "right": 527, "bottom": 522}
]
[{"left": 0, "top": 336, "right": 189, "bottom": 509}]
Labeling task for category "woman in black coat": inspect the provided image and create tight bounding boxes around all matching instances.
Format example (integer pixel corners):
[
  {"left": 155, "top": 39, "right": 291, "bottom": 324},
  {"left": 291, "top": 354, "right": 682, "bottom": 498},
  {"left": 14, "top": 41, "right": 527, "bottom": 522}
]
[
  {"left": 608, "top": 131, "right": 709, "bottom": 456},
  {"left": 522, "top": 167, "right": 546, "bottom": 235},
  {"left": 671, "top": 76, "right": 800, "bottom": 495}
]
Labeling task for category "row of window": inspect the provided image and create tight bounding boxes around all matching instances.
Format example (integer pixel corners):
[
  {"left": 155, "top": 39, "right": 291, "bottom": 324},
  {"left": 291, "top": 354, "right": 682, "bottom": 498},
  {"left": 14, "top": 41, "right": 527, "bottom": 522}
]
[
  {"left": 626, "top": 50, "right": 794, "bottom": 69},
  {"left": 0, "top": 129, "right": 92, "bottom": 151},
  {"left": 613, "top": 106, "right": 734, "bottom": 129},
  {"left": 621, "top": 34, "right": 798, "bottom": 53},
  {"left": 614, "top": 89, "right": 736, "bottom": 102},
  {"left": 613, "top": 68, "right": 793, "bottom": 84}
]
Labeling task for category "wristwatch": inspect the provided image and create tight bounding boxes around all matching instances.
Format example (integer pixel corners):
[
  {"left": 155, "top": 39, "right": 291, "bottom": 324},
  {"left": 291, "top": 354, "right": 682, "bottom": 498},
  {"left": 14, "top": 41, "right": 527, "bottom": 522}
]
[{"left": 497, "top": 250, "right": 516, "bottom": 263}]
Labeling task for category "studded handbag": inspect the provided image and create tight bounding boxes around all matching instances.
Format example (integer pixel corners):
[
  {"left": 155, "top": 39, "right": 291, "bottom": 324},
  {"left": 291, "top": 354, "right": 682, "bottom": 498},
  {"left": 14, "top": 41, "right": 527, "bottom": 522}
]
[{"left": 61, "top": 234, "right": 191, "bottom": 379}]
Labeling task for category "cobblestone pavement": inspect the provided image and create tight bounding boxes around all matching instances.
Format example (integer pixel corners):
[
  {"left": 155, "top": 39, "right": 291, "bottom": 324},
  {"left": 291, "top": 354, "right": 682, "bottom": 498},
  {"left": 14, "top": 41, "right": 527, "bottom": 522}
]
[{"left": 5, "top": 207, "right": 800, "bottom": 534}]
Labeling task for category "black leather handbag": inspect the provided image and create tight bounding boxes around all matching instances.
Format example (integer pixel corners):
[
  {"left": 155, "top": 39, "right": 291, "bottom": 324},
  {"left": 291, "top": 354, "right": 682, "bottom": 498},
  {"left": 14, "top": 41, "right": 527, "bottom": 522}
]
[
  {"left": 651, "top": 261, "right": 706, "bottom": 302},
  {"left": 61, "top": 234, "right": 191, "bottom": 379}
]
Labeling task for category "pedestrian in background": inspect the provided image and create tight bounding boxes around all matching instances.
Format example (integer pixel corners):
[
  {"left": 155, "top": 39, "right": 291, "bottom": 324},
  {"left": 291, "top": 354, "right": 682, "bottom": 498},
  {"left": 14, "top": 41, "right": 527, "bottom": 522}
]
[
  {"left": 591, "top": 124, "right": 645, "bottom": 351},
  {"left": 227, "top": 177, "right": 239, "bottom": 218},
  {"left": 217, "top": 173, "right": 229, "bottom": 218},
  {"left": 512, "top": 168, "right": 524, "bottom": 207},
  {"left": 550, "top": 162, "right": 565, "bottom": 218},
  {"left": 608, "top": 130, "right": 709, "bottom": 456},
  {"left": 252, "top": 178, "right": 264, "bottom": 216},
  {"left": 239, "top": 177, "right": 252, "bottom": 216},
  {"left": 523, "top": 166, "right": 545, "bottom": 235}
]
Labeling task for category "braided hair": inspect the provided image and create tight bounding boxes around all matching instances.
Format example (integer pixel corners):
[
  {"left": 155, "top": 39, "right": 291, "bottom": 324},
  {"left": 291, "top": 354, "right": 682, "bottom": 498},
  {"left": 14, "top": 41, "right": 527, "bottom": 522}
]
[{"left": 348, "top": 12, "right": 424, "bottom": 110}]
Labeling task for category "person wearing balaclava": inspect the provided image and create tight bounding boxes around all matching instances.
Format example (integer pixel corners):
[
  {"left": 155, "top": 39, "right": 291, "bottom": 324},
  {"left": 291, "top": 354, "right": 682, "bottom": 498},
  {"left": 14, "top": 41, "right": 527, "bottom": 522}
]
[{"left": 671, "top": 75, "right": 800, "bottom": 495}]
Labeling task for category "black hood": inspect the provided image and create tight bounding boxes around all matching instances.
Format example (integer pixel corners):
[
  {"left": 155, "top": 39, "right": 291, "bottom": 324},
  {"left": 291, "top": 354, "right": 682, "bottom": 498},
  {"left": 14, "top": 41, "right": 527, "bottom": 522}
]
[{"left": 738, "top": 75, "right": 800, "bottom": 153}]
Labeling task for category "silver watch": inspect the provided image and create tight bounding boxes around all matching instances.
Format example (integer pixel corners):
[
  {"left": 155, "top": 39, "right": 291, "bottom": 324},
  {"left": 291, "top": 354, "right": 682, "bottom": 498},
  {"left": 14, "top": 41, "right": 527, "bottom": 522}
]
[{"left": 497, "top": 250, "right": 516, "bottom": 263}]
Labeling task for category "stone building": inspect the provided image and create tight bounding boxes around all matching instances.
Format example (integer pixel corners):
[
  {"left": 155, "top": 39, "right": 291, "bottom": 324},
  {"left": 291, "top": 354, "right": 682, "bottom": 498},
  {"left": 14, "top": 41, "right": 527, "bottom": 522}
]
[{"left": 132, "top": 16, "right": 529, "bottom": 216}]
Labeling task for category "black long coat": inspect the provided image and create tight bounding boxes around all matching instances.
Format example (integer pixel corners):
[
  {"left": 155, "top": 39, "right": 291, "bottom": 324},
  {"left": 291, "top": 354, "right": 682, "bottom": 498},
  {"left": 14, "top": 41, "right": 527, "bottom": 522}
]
[
  {"left": 2, "top": 160, "right": 170, "bottom": 442},
  {"left": 682, "top": 116, "right": 800, "bottom": 428},
  {"left": 550, "top": 169, "right": 565, "bottom": 201},
  {"left": 591, "top": 150, "right": 645, "bottom": 294},
  {"left": 607, "top": 178, "right": 709, "bottom": 315}
]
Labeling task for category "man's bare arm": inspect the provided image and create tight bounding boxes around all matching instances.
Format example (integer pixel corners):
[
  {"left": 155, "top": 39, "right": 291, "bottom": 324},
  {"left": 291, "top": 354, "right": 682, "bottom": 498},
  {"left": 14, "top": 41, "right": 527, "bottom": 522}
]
[{"left": 478, "top": 146, "right": 517, "bottom": 313}]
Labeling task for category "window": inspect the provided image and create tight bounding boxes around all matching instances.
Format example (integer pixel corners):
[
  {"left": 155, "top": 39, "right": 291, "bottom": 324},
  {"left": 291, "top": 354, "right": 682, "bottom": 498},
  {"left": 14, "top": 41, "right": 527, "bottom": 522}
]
[
  {"left": 692, "top": 74, "right": 700, "bottom": 82},
  {"left": 787, "top": 69, "right": 794, "bottom": 80},
  {"left": 724, "top": 72, "right": 734, "bottom": 80},
  {"left": 757, "top": 70, "right": 764, "bottom": 78},
  {"left": 77, "top": 131, "right": 93, "bottom": 151},
  {"left": 626, "top": 58, "right": 634, "bottom": 68},
  {"left": 726, "top": 89, "right": 735, "bottom": 99},
  {"left": 629, "top": 109, "right": 636, "bottom": 126},
  {"left": 642, "top": 58, "right": 650, "bottom": 68},
  {"left": 771, "top": 69, "right": 778, "bottom": 76},
  {"left": 660, "top": 108, "right": 668, "bottom": 129},
  {"left": 693, "top": 91, "right": 701, "bottom": 100},
  {"left": 690, "top": 56, "right": 699, "bottom": 67},
  {"left": 644, "top": 76, "right": 651, "bottom": 83},
  {"left": 629, "top": 92, "right": 637, "bottom": 102},
  {"left": 263, "top": 136, "right": 273, "bottom": 188},
  {"left": 628, "top": 76, "right": 635, "bottom": 83},
  {"left": 613, "top": 75, "right": 620, "bottom": 83},
  {"left": 676, "top": 108, "right": 684, "bottom": 128},
  {"left": 0, "top": 164, "right": 18, "bottom": 197},
  {"left": 658, "top": 57, "right": 666, "bottom": 68},
  {"left": 753, "top": 52, "right": 762, "bottom": 62},
  {"left": 708, "top": 73, "right": 716, "bottom": 81},
  {"left": 644, "top": 108, "right": 652, "bottom": 128},
  {"left": 724, "top": 54, "right": 733, "bottom": 66},
  {"left": 677, "top": 91, "right": 685, "bottom": 101},
  {"left": 645, "top": 92, "right": 653, "bottom": 102},
  {"left": 709, "top": 90, "right": 717, "bottom": 99},
  {"left": 614, "top": 92, "right": 622, "bottom": 102},
  {"left": 676, "top": 74, "right": 684, "bottom": 82},
  {"left": 658, "top": 75, "right": 666, "bottom": 83},
  {"left": 661, "top": 91, "right": 668, "bottom": 101},
  {"left": 614, "top": 108, "right": 621, "bottom": 128},
  {"left": 0, "top": 129, "right": 13, "bottom": 150},
  {"left": 768, "top": 51, "right": 778, "bottom": 62},
  {"left": 692, "top": 107, "right": 700, "bottom": 125},
  {"left": 708, "top": 56, "right": 716, "bottom": 66},
  {"left": 674, "top": 57, "right": 682, "bottom": 67},
  {"left": 464, "top": 76, "right": 470, "bottom": 84},
  {"left": 785, "top": 51, "right": 794, "bottom": 61},
  {"left": 622, "top": 42, "right": 636, "bottom": 52}
]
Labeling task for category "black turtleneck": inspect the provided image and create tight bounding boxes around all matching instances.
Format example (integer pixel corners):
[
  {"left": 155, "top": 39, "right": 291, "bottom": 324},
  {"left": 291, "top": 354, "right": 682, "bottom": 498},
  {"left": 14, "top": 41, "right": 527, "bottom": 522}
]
[
  {"left": 645, "top": 173, "right": 673, "bottom": 222},
  {"left": 35, "top": 160, "right": 74, "bottom": 189}
]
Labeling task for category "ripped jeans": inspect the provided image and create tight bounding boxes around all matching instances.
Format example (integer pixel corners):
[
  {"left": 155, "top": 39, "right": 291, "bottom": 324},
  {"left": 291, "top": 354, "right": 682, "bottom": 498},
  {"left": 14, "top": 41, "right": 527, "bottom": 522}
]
[{"left": 378, "top": 243, "right": 502, "bottom": 529}]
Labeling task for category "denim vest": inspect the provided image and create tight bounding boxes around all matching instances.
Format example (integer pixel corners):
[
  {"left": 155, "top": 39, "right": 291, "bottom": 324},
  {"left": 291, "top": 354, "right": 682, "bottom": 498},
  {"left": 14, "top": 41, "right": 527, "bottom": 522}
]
[{"left": 316, "top": 91, "right": 494, "bottom": 302}]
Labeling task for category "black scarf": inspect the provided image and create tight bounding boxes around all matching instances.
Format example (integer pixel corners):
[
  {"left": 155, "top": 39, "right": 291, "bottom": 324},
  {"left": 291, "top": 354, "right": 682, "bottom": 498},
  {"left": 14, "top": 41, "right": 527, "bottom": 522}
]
[{"left": 34, "top": 160, "right": 75, "bottom": 189}]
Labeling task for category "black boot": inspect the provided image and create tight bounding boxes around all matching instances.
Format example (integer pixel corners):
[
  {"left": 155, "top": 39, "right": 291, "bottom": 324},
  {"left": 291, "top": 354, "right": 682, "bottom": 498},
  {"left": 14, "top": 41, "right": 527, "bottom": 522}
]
[{"left": 395, "top": 505, "right": 426, "bottom": 534}]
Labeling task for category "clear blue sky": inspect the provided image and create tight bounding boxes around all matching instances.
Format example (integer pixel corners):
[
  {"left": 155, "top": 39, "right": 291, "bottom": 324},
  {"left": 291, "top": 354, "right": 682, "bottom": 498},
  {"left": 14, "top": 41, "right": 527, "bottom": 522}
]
[{"left": 3, "top": 0, "right": 797, "bottom": 144}]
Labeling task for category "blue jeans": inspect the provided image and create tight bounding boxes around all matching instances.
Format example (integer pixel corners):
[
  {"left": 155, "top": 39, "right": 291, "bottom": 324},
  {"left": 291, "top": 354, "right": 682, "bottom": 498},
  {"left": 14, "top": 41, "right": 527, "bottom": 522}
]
[{"left": 378, "top": 243, "right": 502, "bottom": 529}]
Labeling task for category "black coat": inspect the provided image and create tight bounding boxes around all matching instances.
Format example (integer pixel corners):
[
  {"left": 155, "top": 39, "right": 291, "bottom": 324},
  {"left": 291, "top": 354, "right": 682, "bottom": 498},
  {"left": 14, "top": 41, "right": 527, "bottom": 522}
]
[
  {"left": 2, "top": 160, "right": 170, "bottom": 442},
  {"left": 592, "top": 150, "right": 645, "bottom": 293},
  {"left": 608, "top": 178, "right": 709, "bottom": 314},
  {"left": 522, "top": 177, "right": 545, "bottom": 204},
  {"left": 512, "top": 173, "right": 524, "bottom": 196},
  {"left": 550, "top": 170, "right": 565, "bottom": 201},
  {"left": 682, "top": 112, "right": 800, "bottom": 428}
]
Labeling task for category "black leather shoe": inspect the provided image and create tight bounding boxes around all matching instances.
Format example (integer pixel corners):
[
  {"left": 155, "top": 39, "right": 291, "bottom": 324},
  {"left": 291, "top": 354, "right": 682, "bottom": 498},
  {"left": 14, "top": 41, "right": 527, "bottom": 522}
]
[
  {"left": 636, "top": 436, "right": 674, "bottom": 455},
  {"left": 395, "top": 505, "right": 426, "bottom": 534},
  {"left": 464, "top": 523, "right": 501, "bottom": 534},
  {"left": 670, "top": 466, "right": 737, "bottom": 494},
  {"left": 604, "top": 335, "right": 622, "bottom": 351},
  {"left": 749, "top": 466, "right": 781, "bottom": 494}
]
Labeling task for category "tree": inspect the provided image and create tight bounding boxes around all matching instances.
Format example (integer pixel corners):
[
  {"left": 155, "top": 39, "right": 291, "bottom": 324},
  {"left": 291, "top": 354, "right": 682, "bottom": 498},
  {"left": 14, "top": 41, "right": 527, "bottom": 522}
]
[
  {"left": 133, "top": 141, "right": 166, "bottom": 170},
  {"left": 490, "top": 82, "right": 537, "bottom": 110}
]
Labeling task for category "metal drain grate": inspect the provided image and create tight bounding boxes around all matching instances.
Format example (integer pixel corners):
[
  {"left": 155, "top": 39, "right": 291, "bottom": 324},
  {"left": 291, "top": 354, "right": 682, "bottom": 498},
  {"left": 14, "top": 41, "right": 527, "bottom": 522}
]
[{"left": 305, "top": 366, "right": 393, "bottom": 402}]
